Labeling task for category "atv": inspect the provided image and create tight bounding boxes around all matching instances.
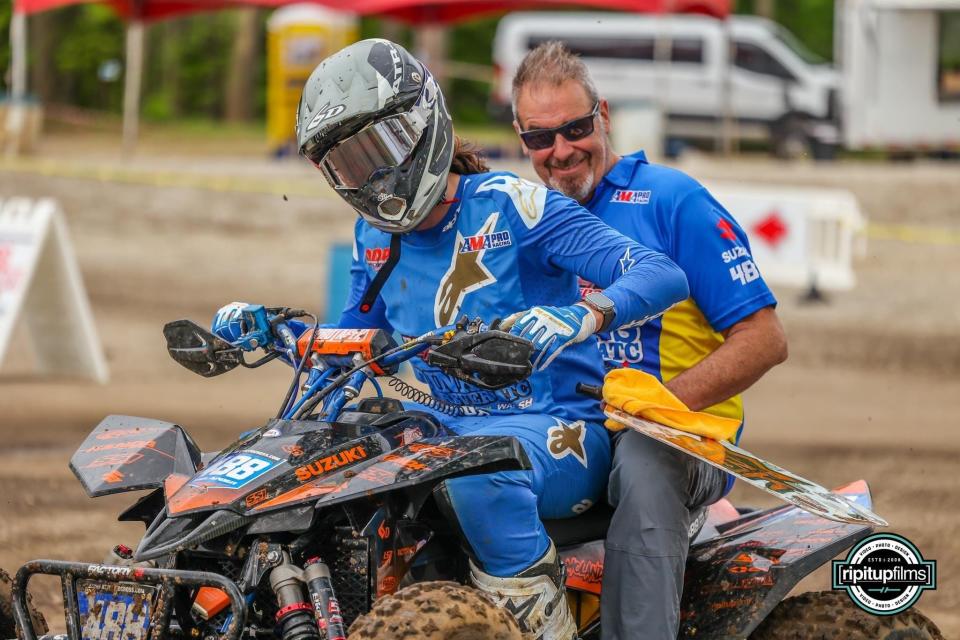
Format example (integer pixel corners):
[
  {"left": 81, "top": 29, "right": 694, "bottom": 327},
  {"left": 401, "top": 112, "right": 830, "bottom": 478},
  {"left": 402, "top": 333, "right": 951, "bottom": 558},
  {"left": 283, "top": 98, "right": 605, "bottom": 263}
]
[{"left": 3, "top": 306, "right": 944, "bottom": 640}]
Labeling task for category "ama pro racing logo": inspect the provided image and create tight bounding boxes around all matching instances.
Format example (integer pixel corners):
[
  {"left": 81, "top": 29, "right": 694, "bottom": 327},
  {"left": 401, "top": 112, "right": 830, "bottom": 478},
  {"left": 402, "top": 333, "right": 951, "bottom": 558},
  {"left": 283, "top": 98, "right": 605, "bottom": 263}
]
[{"left": 832, "top": 533, "right": 936, "bottom": 615}]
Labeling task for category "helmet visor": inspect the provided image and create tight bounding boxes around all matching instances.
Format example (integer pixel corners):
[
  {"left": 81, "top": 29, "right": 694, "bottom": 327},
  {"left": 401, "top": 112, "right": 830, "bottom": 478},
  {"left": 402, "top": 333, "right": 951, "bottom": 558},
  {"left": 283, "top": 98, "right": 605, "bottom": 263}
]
[{"left": 309, "top": 112, "right": 427, "bottom": 190}]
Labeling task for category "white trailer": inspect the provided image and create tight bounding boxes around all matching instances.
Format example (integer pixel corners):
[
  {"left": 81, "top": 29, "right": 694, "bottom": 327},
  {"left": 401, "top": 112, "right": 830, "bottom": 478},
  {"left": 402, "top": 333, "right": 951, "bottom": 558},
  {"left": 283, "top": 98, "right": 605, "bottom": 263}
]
[{"left": 837, "top": 0, "right": 960, "bottom": 151}]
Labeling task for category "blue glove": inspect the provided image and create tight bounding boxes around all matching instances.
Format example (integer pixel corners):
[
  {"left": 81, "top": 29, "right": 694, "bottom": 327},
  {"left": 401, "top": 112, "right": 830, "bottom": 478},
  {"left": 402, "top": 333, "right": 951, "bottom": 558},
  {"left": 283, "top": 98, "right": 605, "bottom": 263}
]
[
  {"left": 507, "top": 304, "right": 597, "bottom": 370},
  {"left": 211, "top": 302, "right": 249, "bottom": 343}
]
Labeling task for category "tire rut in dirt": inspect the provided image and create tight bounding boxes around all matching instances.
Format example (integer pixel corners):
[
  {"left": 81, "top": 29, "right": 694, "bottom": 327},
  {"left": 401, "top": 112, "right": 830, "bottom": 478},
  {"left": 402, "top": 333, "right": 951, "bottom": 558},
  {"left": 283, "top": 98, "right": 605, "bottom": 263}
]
[
  {"left": 1, "top": 568, "right": 48, "bottom": 639},
  {"left": 750, "top": 590, "right": 945, "bottom": 640},
  {"left": 347, "top": 580, "right": 522, "bottom": 640}
]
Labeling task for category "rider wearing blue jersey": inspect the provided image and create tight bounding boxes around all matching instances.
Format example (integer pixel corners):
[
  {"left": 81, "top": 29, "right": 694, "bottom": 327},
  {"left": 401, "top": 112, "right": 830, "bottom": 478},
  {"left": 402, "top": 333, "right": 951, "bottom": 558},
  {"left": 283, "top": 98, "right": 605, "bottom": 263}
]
[
  {"left": 511, "top": 42, "right": 788, "bottom": 640},
  {"left": 217, "top": 40, "right": 688, "bottom": 640}
]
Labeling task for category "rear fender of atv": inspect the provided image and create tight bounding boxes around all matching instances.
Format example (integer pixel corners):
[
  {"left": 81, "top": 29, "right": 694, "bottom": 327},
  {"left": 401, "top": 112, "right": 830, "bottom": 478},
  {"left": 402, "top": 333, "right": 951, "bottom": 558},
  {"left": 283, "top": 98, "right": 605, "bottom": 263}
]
[{"left": 678, "top": 480, "right": 876, "bottom": 639}]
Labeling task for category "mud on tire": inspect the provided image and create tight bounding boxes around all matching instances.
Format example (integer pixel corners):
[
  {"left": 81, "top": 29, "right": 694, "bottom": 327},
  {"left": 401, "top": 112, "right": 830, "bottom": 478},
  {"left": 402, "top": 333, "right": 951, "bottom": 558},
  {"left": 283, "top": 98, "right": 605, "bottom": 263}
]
[
  {"left": 1, "top": 568, "right": 48, "bottom": 639},
  {"left": 750, "top": 590, "right": 944, "bottom": 640},
  {"left": 348, "top": 581, "right": 522, "bottom": 640}
]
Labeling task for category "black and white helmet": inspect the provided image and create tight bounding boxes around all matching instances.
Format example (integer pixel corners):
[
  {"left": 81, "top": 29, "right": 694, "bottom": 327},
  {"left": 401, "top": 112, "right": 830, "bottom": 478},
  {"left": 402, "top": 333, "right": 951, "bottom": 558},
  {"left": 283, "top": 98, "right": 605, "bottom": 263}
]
[{"left": 297, "top": 39, "right": 454, "bottom": 234}]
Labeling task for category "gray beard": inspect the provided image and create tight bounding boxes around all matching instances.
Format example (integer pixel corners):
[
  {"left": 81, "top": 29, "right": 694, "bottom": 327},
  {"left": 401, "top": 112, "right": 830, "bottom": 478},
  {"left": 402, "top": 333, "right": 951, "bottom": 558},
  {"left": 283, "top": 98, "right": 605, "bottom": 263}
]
[
  {"left": 549, "top": 171, "right": 595, "bottom": 204},
  {"left": 547, "top": 123, "right": 607, "bottom": 204}
]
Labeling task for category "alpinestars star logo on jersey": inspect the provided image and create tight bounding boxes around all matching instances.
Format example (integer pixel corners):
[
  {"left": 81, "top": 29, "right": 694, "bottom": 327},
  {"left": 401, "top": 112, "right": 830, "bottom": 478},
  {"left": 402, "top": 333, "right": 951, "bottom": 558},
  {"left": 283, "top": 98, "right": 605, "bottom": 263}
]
[
  {"left": 435, "top": 212, "right": 501, "bottom": 326},
  {"left": 619, "top": 247, "right": 636, "bottom": 274},
  {"left": 547, "top": 418, "right": 588, "bottom": 468}
]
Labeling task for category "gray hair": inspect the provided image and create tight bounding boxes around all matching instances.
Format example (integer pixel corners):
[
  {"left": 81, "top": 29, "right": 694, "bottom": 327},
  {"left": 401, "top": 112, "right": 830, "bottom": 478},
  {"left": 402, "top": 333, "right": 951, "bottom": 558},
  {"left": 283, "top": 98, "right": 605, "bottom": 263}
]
[{"left": 511, "top": 41, "right": 600, "bottom": 121}]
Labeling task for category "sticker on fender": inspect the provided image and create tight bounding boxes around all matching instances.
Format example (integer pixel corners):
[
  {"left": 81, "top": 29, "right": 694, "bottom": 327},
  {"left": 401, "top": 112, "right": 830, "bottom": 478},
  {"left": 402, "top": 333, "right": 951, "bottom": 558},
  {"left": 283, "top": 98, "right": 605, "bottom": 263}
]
[
  {"left": 191, "top": 453, "right": 279, "bottom": 489},
  {"left": 77, "top": 579, "right": 155, "bottom": 640}
]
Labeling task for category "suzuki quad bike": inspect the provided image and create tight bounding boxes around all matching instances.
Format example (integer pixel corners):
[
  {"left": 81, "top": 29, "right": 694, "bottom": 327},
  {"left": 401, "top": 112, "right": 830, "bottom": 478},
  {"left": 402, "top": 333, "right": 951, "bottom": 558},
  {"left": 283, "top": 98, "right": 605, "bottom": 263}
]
[{"left": 5, "top": 307, "right": 944, "bottom": 640}]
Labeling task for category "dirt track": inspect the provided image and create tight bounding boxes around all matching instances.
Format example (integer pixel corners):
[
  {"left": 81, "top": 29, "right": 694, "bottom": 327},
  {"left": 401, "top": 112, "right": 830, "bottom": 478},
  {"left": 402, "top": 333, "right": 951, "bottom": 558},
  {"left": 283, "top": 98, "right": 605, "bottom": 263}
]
[{"left": 1, "top": 151, "right": 958, "bottom": 637}]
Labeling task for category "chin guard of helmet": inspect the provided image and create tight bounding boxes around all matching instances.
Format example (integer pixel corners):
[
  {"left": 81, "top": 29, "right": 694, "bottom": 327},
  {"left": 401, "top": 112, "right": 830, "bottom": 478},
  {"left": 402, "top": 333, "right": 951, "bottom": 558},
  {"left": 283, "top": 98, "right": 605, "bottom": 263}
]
[{"left": 426, "top": 319, "right": 534, "bottom": 390}]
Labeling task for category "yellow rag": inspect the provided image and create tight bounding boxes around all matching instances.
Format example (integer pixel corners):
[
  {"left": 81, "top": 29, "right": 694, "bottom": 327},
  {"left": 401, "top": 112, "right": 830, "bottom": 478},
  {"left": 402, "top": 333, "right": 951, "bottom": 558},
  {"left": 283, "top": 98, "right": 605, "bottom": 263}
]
[{"left": 602, "top": 368, "right": 741, "bottom": 441}]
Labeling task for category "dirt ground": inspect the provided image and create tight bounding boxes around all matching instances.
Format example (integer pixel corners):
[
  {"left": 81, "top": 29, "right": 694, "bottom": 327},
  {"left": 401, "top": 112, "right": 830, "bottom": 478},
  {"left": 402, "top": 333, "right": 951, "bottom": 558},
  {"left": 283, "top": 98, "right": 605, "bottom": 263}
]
[{"left": 1, "top": 147, "right": 958, "bottom": 637}]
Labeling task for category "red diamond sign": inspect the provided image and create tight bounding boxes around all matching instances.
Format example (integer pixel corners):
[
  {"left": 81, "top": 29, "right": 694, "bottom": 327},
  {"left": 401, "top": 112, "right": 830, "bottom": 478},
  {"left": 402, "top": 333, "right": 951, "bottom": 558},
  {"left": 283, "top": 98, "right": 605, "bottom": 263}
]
[{"left": 753, "top": 211, "right": 788, "bottom": 248}]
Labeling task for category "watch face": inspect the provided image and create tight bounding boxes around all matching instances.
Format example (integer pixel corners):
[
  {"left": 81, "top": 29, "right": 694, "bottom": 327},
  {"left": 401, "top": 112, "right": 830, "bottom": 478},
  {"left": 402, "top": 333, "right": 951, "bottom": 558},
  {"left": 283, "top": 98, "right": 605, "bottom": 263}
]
[
  {"left": 585, "top": 292, "right": 614, "bottom": 312},
  {"left": 584, "top": 292, "right": 615, "bottom": 332}
]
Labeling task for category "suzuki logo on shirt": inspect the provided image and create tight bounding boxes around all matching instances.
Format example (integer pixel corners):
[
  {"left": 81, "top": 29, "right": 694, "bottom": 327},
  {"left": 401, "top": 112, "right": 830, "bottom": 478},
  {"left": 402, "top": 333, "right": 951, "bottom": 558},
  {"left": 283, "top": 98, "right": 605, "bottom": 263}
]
[
  {"left": 611, "top": 189, "right": 651, "bottom": 204},
  {"left": 717, "top": 219, "right": 738, "bottom": 241}
]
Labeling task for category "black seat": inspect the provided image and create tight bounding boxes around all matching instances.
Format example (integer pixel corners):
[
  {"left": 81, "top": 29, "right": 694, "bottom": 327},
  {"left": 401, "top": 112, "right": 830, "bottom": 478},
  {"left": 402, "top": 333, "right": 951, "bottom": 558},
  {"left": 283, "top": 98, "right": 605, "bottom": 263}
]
[{"left": 543, "top": 502, "right": 614, "bottom": 547}]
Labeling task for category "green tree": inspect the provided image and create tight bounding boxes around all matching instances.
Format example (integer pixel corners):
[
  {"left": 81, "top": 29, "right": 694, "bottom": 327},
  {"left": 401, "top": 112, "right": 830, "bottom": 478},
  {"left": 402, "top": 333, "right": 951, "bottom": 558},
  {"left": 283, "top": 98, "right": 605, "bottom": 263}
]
[
  {"left": 1, "top": 1, "right": 11, "bottom": 92},
  {"left": 55, "top": 5, "right": 126, "bottom": 109},
  {"left": 447, "top": 17, "right": 500, "bottom": 124},
  {"left": 736, "top": 0, "right": 834, "bottom": 61}
]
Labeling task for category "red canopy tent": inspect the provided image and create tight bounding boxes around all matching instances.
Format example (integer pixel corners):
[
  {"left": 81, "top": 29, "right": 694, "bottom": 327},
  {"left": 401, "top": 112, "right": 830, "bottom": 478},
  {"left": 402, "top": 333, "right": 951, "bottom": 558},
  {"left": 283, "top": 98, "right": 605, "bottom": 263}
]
[
  {"left": 14, "top": 0, "right": 729, "bottom": 20},
  {"left": 5, "top": 0, "right": 730, "bottom": 154}
]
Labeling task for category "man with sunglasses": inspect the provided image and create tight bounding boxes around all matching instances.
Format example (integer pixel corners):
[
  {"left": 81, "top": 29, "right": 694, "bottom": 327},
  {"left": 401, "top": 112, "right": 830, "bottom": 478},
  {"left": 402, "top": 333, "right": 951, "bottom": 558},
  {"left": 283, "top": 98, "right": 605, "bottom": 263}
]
[{"left": 512, "top": 42, "right": 789, "bottom": 640}]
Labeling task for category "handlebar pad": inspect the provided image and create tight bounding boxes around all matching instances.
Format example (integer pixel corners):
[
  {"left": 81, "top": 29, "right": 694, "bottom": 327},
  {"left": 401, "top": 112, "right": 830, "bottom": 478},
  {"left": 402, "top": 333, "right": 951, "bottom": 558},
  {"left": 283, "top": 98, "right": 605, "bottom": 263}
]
[{"left": 297, "top": 328, "right": 399, "bottom": 375}]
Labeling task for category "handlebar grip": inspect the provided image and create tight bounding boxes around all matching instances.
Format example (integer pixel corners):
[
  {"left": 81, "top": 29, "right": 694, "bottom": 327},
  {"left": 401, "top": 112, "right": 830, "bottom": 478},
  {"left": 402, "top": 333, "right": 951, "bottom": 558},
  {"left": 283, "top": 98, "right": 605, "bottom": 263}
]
[
  {"left": 576, "top": 383, "right": 603, "bottom": 400},
  {"left": 274, "top": 323, "right": 299, "bottom": 351}
]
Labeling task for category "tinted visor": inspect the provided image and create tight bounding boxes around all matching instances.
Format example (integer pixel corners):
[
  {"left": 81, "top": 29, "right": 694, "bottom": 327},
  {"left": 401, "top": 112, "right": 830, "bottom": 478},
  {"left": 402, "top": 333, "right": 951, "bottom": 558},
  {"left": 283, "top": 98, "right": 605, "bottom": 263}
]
[{"left": 309, "top": 112, "right": 427, "bottom": 190}]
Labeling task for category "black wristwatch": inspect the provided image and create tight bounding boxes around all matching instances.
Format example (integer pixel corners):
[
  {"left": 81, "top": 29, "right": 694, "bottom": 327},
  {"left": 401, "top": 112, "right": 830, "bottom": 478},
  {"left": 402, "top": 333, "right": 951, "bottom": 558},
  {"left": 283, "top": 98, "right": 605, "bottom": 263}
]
[{"left": 582, "top": 291, "right": 616, "bottom": 333}]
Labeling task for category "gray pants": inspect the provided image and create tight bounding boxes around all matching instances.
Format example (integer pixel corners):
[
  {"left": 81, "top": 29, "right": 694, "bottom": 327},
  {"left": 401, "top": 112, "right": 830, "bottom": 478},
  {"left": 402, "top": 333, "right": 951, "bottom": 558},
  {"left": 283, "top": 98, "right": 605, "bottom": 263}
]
[{"left": 600, "top": 429, "right": 726, "bottom": 640}]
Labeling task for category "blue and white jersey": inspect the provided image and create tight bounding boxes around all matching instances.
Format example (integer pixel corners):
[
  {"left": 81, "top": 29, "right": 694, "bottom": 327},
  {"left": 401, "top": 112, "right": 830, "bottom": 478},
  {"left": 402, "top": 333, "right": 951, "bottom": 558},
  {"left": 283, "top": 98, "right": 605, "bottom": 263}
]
[
  {"left": 582, "top": 152, "right": 778, "bottom": 424},
  {"left": 338, "top": 171, "right": 688, "bottom": 423}
]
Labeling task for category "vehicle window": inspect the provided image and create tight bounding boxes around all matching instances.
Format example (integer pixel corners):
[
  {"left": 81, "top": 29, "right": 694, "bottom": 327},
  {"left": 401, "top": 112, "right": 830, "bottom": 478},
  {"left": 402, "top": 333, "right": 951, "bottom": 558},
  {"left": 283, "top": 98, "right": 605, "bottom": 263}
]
[
  {"left": 528, "top": 36, "right": 655, "bottom": 61},
  {"left": 773, "top": 25, "right": 825, "bottom": 65},
  {"left": 734, "top": 41, "right": 796, "bottom": 81},
  {"left": 938, "top": 11, "right": 960, "bottom": 102},
  {"left": 671, "top": 38, "right": 704, "bottom": 64}
]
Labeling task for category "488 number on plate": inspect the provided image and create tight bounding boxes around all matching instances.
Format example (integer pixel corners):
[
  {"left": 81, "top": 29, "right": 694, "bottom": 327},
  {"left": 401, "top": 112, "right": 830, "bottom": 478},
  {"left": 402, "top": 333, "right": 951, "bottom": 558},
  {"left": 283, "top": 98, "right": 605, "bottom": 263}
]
[
  {"left": 193, "top": 453, "right": 278, "bottom": 489},
  {"left": 77, "top": 582, "right": 153, "bottom": 640}
]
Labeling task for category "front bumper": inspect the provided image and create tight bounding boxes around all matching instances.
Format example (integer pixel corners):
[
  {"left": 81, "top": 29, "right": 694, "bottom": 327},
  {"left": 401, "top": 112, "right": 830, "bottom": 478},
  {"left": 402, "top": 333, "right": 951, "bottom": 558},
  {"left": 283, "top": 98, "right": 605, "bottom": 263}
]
[{"left": 12, "top": 560, "right": 245, "bottom": 640}]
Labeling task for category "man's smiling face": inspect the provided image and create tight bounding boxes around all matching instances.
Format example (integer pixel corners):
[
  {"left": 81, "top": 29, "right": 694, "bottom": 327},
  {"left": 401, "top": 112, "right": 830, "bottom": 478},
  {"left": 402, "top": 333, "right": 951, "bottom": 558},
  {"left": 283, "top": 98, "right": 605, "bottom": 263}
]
[{"left": 514, "top": 79, "right": 612, "bottom": 204}]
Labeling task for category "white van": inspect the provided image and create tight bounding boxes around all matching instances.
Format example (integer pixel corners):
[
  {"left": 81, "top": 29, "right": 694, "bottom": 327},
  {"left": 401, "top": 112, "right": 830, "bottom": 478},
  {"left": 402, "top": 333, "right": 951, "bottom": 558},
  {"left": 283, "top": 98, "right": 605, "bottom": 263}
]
[{"left": 493, "top": 13, "right": 840, "bottom": 157}]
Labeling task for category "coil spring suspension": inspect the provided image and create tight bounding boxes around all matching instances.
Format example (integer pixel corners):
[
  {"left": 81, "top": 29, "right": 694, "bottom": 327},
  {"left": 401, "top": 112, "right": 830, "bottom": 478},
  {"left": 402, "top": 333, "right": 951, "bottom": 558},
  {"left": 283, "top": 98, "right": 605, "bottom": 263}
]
[{"left": 385, "top": 376, "right": 486, "bottom": 417}]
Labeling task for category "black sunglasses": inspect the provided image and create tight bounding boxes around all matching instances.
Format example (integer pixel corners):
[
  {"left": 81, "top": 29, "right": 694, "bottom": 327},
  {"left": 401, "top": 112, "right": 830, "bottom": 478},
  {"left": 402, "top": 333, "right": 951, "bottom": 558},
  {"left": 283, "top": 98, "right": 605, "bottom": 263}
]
[{"left": 519, "top": 103, "right": 600, "bottom": 151}]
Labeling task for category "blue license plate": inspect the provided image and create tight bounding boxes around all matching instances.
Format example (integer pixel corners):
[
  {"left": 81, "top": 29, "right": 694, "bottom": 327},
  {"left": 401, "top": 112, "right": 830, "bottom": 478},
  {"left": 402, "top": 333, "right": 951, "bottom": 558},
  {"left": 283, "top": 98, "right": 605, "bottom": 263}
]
[{"left": 76, "top": 579, "right": 155, "bottom": 640}]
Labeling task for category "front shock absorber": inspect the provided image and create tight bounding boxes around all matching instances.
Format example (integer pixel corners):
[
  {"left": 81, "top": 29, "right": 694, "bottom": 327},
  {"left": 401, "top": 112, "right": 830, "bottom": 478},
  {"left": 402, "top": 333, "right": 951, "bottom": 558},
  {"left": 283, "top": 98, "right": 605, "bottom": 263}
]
[
  {"left": 270, "top": 557, "right": 321, "bottom": 640},
  {"left": 304, "top": 558, "right": 347, "bottom": 640}
]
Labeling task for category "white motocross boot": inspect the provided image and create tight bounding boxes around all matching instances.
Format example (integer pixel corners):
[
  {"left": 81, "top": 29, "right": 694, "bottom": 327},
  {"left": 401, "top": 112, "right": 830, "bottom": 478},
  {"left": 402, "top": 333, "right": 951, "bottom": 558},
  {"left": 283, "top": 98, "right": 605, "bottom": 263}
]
[{"left": 469, "top": 542, "right": 578, "bottom": 640}]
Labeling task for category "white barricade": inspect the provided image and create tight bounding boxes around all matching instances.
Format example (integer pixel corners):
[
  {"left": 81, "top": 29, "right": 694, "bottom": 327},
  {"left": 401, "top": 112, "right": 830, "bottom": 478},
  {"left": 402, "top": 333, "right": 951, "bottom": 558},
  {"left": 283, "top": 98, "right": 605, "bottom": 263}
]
[
  {"left": 706, "top": 183, "right": 867, "bottom": 291},
  {"left": 0, "top": 196, "right": 109, "bottom": 382}
]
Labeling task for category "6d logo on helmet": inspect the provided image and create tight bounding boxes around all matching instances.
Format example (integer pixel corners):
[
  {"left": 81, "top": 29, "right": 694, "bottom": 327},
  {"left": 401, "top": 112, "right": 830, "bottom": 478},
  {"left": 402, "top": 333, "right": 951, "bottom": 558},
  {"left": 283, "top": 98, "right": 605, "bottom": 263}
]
[
  {"left": 306, "top": 104, "right": 346, "bottom": 133},
  {"left": 832, "top": 533, "right": 936, "bottom": 615}
]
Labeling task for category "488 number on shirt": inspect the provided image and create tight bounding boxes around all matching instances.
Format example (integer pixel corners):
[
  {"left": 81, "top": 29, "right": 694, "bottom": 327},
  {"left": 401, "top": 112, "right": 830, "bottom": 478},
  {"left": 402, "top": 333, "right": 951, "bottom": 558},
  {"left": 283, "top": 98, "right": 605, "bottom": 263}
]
[{"left": 729, "top": 260, "right": 760, "bottom": 286}]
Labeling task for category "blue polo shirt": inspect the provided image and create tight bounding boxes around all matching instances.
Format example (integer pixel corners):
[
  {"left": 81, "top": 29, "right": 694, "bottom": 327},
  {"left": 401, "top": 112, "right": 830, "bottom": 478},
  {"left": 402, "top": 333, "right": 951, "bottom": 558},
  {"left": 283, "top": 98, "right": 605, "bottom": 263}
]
[{"left": 582, "top": 151, "right": 777, "bottom": 425}]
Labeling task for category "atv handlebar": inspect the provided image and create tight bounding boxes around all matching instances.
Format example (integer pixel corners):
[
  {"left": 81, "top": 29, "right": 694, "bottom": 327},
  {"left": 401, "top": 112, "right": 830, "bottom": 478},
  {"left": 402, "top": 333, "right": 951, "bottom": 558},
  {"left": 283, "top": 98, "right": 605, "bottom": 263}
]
[{"left": 165, "top": 311, "right": 536, "bottom": 423}]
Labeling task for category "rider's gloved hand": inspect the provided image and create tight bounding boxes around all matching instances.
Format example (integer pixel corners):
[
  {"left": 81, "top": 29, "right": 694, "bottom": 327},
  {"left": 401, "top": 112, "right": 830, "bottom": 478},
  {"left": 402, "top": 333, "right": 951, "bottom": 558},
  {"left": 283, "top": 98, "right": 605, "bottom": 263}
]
[
  {"left": 211, "top": 302, "right": 250, "bottom": 343},
  {"left": 506, "top": 304, "right": 597, "bottom": 370}
]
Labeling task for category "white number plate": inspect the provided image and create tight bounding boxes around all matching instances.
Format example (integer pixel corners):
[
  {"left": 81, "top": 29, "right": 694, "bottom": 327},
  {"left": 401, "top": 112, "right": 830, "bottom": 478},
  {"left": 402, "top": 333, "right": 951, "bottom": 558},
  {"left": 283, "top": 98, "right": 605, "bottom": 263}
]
[{"left": 77, "top": 579, "right": 155, "bottom": 640}]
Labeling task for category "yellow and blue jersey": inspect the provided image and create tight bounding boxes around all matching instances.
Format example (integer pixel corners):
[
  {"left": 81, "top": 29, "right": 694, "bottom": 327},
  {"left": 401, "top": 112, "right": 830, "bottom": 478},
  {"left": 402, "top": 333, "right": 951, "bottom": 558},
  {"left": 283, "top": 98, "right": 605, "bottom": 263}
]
[{"left": 582, "top": 152, "right": 777, "bottom": 426}]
